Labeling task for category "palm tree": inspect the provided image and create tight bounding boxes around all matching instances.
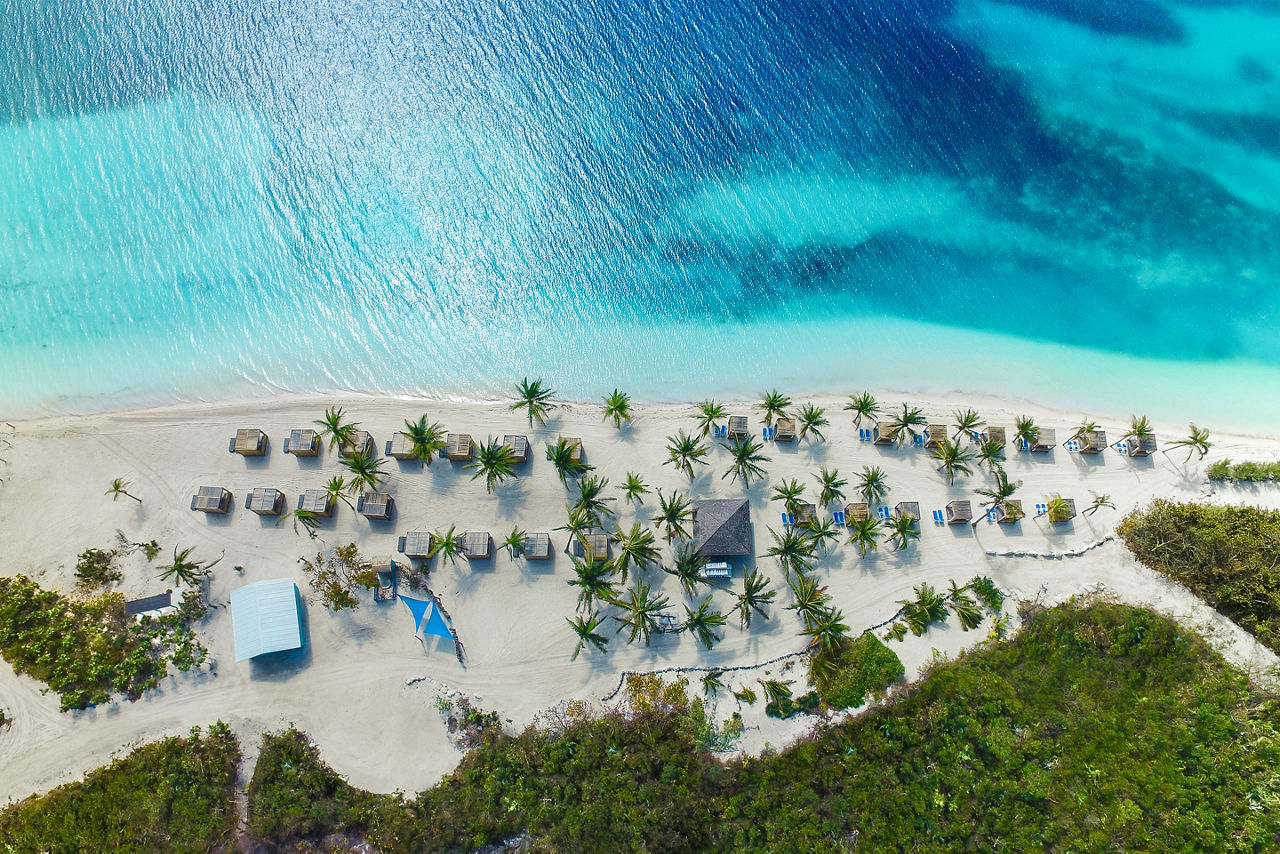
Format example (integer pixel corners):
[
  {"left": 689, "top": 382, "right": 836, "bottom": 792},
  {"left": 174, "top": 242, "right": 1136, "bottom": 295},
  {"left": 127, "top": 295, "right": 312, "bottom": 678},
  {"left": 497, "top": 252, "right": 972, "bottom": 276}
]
[
  {"left": 663, "top": 541, "right": 708, "bottom": 596},
  {"left": 952, "top": 408, "right": 985, "bottom": 443},
  {"left": 733, "top": 570, "right": 776, "bottom": 628},
  {"left": 757, "top": 679, "right": 794, "bottom": 710},
  {"left": 602, "top": 389, "right": 632, "bottom": 428},
  {"left": 683, "top": 597, "right": 727, "bottom": 650},
  {"left": 976, "top": 436, "right": 1006, "bottom": 473},
  {"left": 574, "top": 475, "right": 615, "bottom": 526},
  {"left": 765, "top": 526, "right": 816, "bottom": 577},
  {"left": 771, "top": 478, "right": 807, "bottom": 516},
  {"left": 664, "top": 430, "right": 709, "bottom": 479},
  {"left": 511, "top": 377, "right": 557, "bottom": 427},
  {"left": 545, "top": 438, "right": 592, "bottom": 484},
  {"left": 796, "top": 403, "right": 828, "bottom": 442},
  {"left": 651, "top": 490, "right": 694, "bottom": 540},
  {"left": 857, "top": 466, "right": 889, "bottom": 505},
  {"left": 1044, "top": 493, "right": 1072, "bottom": 523},
  {"left": 1167, "top": 423, "right": 1212, "bottom": 461},
  {"left": 324, "top": 475, "right": 355, "bottom": 510},
  {"left": 757, "top": 389, "right": 791, "bottom": 425},
  {"left": 620, "top": 472, "right": 650, "bottom": 505},
  {"left": 847, "top": 517, "right": 881, "bottom": 557},
  {"left": 844, "top": 391, "right": 879, "bottom": 427},
  {"left": 567, "top": 612, "right": 609, "bottom": 660},
  {"left": 888, "top": 403, "right": 927, "bottom": 447},
  {"left": 314, "top": 406, "right": 356, "bottom": 451},
  {"left": 1013, "top": 415, "right": 1039, "bottom": 449},
  {"left": 340, "top": 451, "right": 386, "bottom": 495},
  {"left": 786, "top": 572, "right": 830, "bottom": 630},
  {"left": 887, "top": 513, "right": 919, "bottom": 551},
  {"left": 702, "top": 671, "right": 725, "bottom": 696},
  {"left": 428, "top": 525, "right": 465, "bottom": 567},
  {"left": 612, "top": 522, "right": 661, "bottom": 584},
  {"left": 567, "top": 557, "right": 616, "bottom": 612},
  {"left": 467, "top": 437, "right": 518, "bottom": 493},
  {"left": 805, "top": 606, "right": 850, "bottom": 651},
  {"left": 403, "top": 415, "right": 447, "bottom": 465},
  {"left": 693, "top": 399, "right": 727, "bottom": 437},
  {"left": 106, "top": 477, "right": 141, "bottom": 503},
  {"left": 613, "top": 579, "right": 670, "bottom": 646},
  {"left": 931, "top": 439, "right": 975, "bottom": 485},
  {"left": 1065, "top": 418, "right": 1098, "bottom": 448},
  {"left": 948, "top": 582, "right": 984, "bottom": 631},
  {"left": 974, "top": 470, "right": 1021, "bottom": 527},
  {"left": 555, "top": 505, "right": 596, "bottom": 555},
  {"left": 899, "top": 583, "right": 947, "bottom": 635},
  {"left": 500, "top": 526, "right": 527, "bottom": 559},
  {"left": 278, "top": 508, "right": 321, "bottom": 538},
  {"left": 1084, "top": 491, "right": 1115, "bottom": 517},
  {"left": 801, "top": 516, "right": 841, "bottom": 553},
  {"left": 1117, "top": 414, "right": 1154, "bottom": 449},
  {"left": 721, "top": 437, "right": 769, "bottom": 486},
  {"left": 157, "top": 546, "right": 207, "bottom": 586},
  {"left": 814, "top": 467, "right": 847, "bottom": 506}
]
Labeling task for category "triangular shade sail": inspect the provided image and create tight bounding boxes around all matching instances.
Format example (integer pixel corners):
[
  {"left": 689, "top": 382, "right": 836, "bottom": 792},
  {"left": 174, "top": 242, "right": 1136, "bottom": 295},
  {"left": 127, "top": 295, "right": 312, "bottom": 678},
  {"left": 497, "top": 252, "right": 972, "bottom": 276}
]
[
  {"left": 421, "top": 602, "right": 453, "bottom": 639},
  {"left": 401, "top": 596, "right": 430, "bottom": 631}
]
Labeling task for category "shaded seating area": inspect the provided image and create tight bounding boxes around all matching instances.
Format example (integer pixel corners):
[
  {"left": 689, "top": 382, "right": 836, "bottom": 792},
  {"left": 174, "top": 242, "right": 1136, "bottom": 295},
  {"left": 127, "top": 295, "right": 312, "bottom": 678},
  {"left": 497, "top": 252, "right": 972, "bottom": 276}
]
[
  {"left": 368, "top": 555, "right": 397, "bottom": 601},
  {"left": 230, "top": 578, "right": 303, "bottom": 662},
  {"left": 843, "top": 501, "right": 870, "bottom": 523},
  {"left": 399, "top": 530, "right": 433, "bottom": 560},
  {"left": 191, "top": 486, "right": 232, "bottom": 514},
  {"left": 298, "top": 489, "right": 334, "bottom": 517},
  {"left": 445, "top": 433, "right": 473, "bottom": 461},
  {"left": 231, "top": 428, "right": 268, "bottom": 456},
  {"left": 573, "top": 533, "right": 610, "bottom": 560},
  {"left": 523, "top": 532, "right": 552, "bottom": 560},
  {"left": 386, "top": 432, "right": 416, "bottom": 460},
  {"left": 357, "top": 492, "right": 394, "bottom": 520},
  {"left": 894, "top": 501, "right": 921, "bottom": 526},
  {"left": 401, "top": 596, "right": 454, "bottom": 644},
  {"left": 1128, "top": 437, "right": 1158, "bottom": 457},
  {"left": 503, "top": 434, "right": 530, "bottom": 464},
  {"left": 872, "top": 423, "right": 898, "bottom": 445},
  {"left": 996, "top": 499, "right": 1025, "bottom": 524},
  {"left": 1049, "top": 498, "right": 1078, "bottom": 523},
  {"left": 559, "top": 437, "right": 584, "bottom": 464},
  {"left": 945, "top": 500, "right": 972, "bottom": 524},
  {"left": 984, "top": 426, "right": 1006, "bottom": 446},
  {"left": 794, "top": 502, "right": 817, "bottom": 527},
  {"left": 462, "top": 531, "right": 492, "bottom": 560},
  {"left": 340, "top": 430, "right": 375, "bottom": 458},
  {"left": 691, "top": 498, "right": 752, "bottom": 558},
  {"left": 773, "top": 418, "right": 796, "bottom": 442},
  {"left": 246, "top": 487, "right": 285, "bottom": 516},
  {"left": 925, "top": 424, "right": 947, "bottom": 449},
  {"left": 1079, "top": 430, "right": 1107, "bottom": 454},
  {"left": 1028, "top": 428, "right": 1056, "bottom": 453},
  {"left": 726, "top": 416, "right": 749, "bottom": 441},
  {"left": 285, "top": 429, "right": 319, "bottom": 457}
]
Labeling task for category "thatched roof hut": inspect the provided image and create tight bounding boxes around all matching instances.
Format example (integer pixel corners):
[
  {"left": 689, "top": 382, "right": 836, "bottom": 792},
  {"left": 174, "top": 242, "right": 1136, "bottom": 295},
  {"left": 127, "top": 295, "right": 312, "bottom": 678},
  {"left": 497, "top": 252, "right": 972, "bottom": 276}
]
[
  {"left": 232, "top": 428, "right": 267, "bottom": 456},
  {"left": 191, "top": 486, "right": 232, "bottom": 514},
  {"left": 246, "top": 487, "right": 285, "bottom": 516},
  {"left": 445, "top": 433, "right": 473, "bottom": 461},
  {"left": 400, "top": 530, "right": 433, "bottom": 559},
  {"left": 844, "top": 501, "right": 870, "bottom": 523},
  {"left": 559, "top": 437, "right": 584, "bottom": 464},
  {"left": 503, "top": 434, "right": 530, "bottom": 464},
  {"left": 1128, "top": 437, "right": 1158, "bottom": 457},
  {"left": 286, "top": 429, "right": 319, "bottom": 457},
  {"left": 1049, "top": 498, "right": 1077, "bottom": 524},
  {"left": 773, "top": 417, "right": 796, "bottom": 442},
  {"left": 691, "top": 499, "right": 752, "bottom": 557},
  {"left": 873, "top": 422, "right": 899, "bottom": 445},
  {"left": 945, "top": 500, "right": 972, "bottom": 524},
  {"left": 925, "top": 424, "right": 947, "bottom": 448},
  {"left": 463, "top": 531, "right": 492, "bottom": 559},
  {"left": 299, "top": 489, "right": 333, "bottom": 517},
  {"left": 1028, "top": 427, "right": 1056, "bottom": 453},
  {"left": 387, "top": 432, "right": 416, "bottom": 460},
  {"left": 357, "top": 492, "right": 394, "bottom": 520},
  {"left": 1079, "top": 430, "right": 1107, "bottom": 454},
  {"left": 524, "top": 533, "right": 552, "bottom": 560},
  {"left": 727, "top": 416, "right": 750, "bottom": 441},
  {"left": 573, "top": 533, "right": 610, "bottom": 560},
  {"left": 996, "top": 499, "right": 1024, "bottom": 523},
  {"left": 894, "top": 501, "right": 921, "bottom": 523},
  {"left": 985, "top": 426, "right": 1006, "bottom": 446},
  {"left": 340, "top": 430, "right": 374, "bottom": 459},
  {"left": 794, "top": 502, "right": 817, "bottom": 526}
]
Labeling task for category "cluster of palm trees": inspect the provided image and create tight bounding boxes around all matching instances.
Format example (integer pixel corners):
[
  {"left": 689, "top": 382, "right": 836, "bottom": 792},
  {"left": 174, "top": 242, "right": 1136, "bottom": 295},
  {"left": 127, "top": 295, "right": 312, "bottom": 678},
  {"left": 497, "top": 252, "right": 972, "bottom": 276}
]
[{"left": 881, "top": 579, "right": 1005, "bottom": 642}]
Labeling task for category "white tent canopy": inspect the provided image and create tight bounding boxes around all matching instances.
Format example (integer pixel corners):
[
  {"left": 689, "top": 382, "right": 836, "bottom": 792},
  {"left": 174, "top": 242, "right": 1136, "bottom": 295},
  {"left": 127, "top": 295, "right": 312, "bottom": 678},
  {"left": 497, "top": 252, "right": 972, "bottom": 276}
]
[{"left": 230, "top": 578, "right": 303, "bottom": 661}]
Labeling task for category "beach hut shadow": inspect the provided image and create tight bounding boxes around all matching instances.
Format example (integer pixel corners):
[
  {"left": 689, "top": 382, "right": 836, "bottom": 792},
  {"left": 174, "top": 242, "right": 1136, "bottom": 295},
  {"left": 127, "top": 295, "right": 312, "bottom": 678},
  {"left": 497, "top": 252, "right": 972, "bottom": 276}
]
[{"left": 248, "top": 609, "right": 313, "bottom": 682}]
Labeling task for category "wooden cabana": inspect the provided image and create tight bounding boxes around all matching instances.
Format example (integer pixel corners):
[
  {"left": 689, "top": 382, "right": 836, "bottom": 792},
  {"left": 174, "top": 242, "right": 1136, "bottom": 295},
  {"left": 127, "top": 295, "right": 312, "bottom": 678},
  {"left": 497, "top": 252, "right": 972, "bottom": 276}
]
[
  {"left": 445, "top": 433, "right": 473, "bottom": 462},
  {"left": 985, "top": 426, "right": 1006, "bottom": 446},
  {"left": 1049, "top": 498, "right": 1078, "bottom": 524},
  {"left": 726, "top": 416, "right": 750, "bottom": 441},
  {"left": 794, "top": 502, "right": 817, "bottom": 526},
  {"left": 945, "top": 500, "right": 972, "bottom": 524},
  {"left": 1079, "top": 430, "right": 1107, "bottom": 454},
  {"left": 386, "top": 432, "right": 416, "bottom": 460},
  {"left": 191, "top": 486, "right": 232, "bottom": 514},
  {"left": 285, "top": 429, "right": 319, "bottom": 457},
  {"left": 872, "top": 422, "right": 899, "bottom": 445},
  {"left": 1028, "top": 428, "right": 1056, "bottom": 453},
  {"left": 246, "top": 487, "right": 285, "bottom": 516},
  {"left": 773, "top": 418, "right": 796, "bottom": 442},
  {"left": 503, "top": 434, "right": 530, "bottom": 464},
  {"left": 356, "top": 492, "right": 394, "bottom": 520},
  {"left": 996, "top": 499, "right": 1025, "bottom": 524},
  {"left": 523, "top": 533, "right": 552, "bottom": 560},
  {"left": 894, "top": 501, "right": 921, "bottom": 524},
  {"left": 462, "top": 531, "right": 492, "bottom": 560},
  {"left": 925, "top": 424, "right": 947, "bottom": 449},
  {"left": 340, "top": 430, "right": 374, "bottom": 459},
  {"left": 1128, "top": 437, "right": 1158, "bottom": 457},
  {"left": 559, "top": 437, "right": 584, "bottom": 464},
  {"left": 844, "top": 501, "right": 870, "bottom": 523},
  {"left": 232, "top": 428, "right": 267, "bottom": 456},
  {"left": 573, "top": 533, "right": 610, "bottom": 560},
  {"left": 399, "top": 530, "right": 434, "bottom": 560},
  {"left": 298, "top": 489, "right": 333, "bottom": 517}
]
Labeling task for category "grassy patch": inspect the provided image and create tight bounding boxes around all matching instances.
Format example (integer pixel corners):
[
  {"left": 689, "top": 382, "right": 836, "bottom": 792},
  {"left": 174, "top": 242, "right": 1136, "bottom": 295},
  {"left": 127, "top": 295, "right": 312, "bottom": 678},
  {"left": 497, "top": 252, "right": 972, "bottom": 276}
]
[
  {"left": 0, "top": 722, "right": 239, "bottom": 850},
  {"left": 810, "top": 630, "right": 905, "bottom": 709},
  {"left": 1118, "top": 499, "right": 1280, "bottom": 652},
  {"left": 245, "top": 601, "right": 1280, "bottom": 851}
]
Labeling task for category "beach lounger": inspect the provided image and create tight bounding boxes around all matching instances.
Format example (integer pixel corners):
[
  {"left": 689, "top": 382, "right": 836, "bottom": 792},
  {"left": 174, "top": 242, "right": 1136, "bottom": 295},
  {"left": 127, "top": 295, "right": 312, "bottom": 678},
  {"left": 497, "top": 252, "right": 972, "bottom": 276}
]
[
  {"left": 986, "top": 507, "right": 998, "bottom": 522},
  {"left": 833, "top": 510, "right": 846, "bottom": 526},
  {"left": 877, "top": 506, "right": 891, "bottom": 520},
  {"left": 1116, "top": 441, "right": 1129, "bottom": 454},
  {"left": 912, "top": 434, "right": 924, "bottom": 447},
  {"left": 1017, "top": 439, "right": 1029, "bottom": 451},
  {"left": 932, "top": 509, "right": 945, "bottom": 524},
  {"left": 1035, "top": 502, "right": 1048, "bottom": 516}
]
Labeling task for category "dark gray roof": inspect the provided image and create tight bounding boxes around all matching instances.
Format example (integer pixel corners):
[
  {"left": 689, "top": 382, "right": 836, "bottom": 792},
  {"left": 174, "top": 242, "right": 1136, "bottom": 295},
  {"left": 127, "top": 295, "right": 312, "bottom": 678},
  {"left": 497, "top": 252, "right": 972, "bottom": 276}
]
[{"left": 692, "top": 499, "right": 752, "bottom": 557}]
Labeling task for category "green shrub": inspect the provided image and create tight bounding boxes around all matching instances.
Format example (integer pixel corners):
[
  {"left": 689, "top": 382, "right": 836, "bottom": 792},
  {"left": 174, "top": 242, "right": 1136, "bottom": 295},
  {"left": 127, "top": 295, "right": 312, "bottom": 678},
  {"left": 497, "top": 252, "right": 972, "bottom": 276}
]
[
  {"left": 74, "top": 548, "right": 121, "bottom": 587},
  {"left": 0, "top": 723, "right": 239, "bottom": 850},
  {"left": 1205, "top": 459, "right": 1280, "bottom": 482},
  {"left": 810, "top": 631, "right": 905, "bottom": 709}
]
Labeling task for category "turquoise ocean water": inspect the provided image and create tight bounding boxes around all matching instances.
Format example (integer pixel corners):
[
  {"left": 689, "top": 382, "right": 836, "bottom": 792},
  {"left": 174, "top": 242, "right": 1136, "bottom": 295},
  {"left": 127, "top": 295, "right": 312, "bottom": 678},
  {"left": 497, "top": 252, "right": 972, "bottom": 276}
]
[{"left": 3, "top": 1, "right": 1280, "bottom": 427}]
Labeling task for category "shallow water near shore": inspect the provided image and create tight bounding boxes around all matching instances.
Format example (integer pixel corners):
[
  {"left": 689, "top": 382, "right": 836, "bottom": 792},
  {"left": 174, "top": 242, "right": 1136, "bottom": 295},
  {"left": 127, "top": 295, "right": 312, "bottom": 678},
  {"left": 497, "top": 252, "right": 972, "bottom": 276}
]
[{"left": 3, "top": 1, "right": 1280, "bottom": 429}]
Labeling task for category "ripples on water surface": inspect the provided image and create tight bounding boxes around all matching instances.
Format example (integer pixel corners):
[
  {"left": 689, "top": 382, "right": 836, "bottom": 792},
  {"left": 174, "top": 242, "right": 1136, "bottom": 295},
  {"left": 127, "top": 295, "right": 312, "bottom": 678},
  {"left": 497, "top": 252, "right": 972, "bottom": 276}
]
[{"left": 2, "top": 1, "right": 1280, "bottom": 423}]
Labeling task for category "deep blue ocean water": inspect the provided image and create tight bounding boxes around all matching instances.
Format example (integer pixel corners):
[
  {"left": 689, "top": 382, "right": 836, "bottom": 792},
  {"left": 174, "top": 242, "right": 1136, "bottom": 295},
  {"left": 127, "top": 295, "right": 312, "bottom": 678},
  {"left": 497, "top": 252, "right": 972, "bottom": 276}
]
[{"left": 3, "top": 0, "right": 1280, "bottom": 424}]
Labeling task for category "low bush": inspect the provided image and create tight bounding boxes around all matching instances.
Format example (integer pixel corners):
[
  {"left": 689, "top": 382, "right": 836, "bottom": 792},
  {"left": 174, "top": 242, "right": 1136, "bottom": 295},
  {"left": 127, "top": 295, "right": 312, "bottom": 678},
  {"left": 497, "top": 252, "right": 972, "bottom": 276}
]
[
  {"left": 810, "top": 631, "right": 905, "bottom": 709},
  {"left": 1207, "top": 458, "right": 1280, "bottom": 482},
  {"left": 74, "top": 548, "right": 121, "bottom": 587}
]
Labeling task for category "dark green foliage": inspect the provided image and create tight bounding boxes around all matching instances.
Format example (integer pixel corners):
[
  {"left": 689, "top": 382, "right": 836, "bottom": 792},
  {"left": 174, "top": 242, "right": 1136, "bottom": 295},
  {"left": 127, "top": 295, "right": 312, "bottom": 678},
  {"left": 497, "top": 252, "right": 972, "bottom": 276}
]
[
  {"left": 74, "top": 547, "right": 120, "bottom": 587},
  {"left": 810, "top": 631, "right": 905, "bottom": 709},
  {"left": 1119, "top": 500, "right": 1280, "bottom": 652},
  {"left": 0, "top": 723, "right": 239, "bottom": 850},
  {"left": 0, "top": 575, "right": 206, "bottom": 710},
  {"left": 1207, "top": 459, "right": 1280, "bottom": 482}
]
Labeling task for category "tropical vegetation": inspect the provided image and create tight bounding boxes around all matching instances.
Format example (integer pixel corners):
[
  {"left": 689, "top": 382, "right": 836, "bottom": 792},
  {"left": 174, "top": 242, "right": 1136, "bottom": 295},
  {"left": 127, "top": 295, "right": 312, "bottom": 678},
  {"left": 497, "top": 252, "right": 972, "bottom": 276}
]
[
  {"left": 466, "top": 437, "right": 519, "bottom": 493},
  {"left": 511, "top": 377, "right": 557, "bottom": 426}
]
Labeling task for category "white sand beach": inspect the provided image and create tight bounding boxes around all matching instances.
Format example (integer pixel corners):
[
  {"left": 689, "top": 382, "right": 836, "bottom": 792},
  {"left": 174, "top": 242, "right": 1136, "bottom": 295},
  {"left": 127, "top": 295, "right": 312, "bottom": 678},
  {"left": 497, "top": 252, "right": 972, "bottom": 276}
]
[{"left": 1, "top": 390, "right": 1277, "bottom": 805}]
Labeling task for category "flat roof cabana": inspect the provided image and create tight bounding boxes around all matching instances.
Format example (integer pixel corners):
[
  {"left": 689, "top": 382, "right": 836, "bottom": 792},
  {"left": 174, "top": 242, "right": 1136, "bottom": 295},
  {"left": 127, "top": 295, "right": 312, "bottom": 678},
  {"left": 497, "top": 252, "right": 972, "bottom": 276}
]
[
  {"left": 399, "top": 530, "right": 433, "bottom": 560},
  {"left": 463, "top": 531, "right": 492, "bottom": 559},
  {"left": 894, "top": 501, "right": 921, "bottom": 524},
  {"left": 387, "top": 432, "right": 416, "bottom": 460},
  {"left": 246, "top": 487, "right": 285, "bottom": 516},
  {"left": 1079, "top": 430, "right": 1107, "bottom": 454},
  {"left": 1128, "top": 437, "right": 1157, "bottom": 457},
  {"left": 844, "top": 501, "right": 870, "bottom": 523},
  {"left": 503, "top": 434, "right": 530, "bottom": 464},
  {"left": 357, "top": 492, "right": 394, "bottom": 520},
  {"left": 445, "top": 433, "right": 473, "bottom": 461},
  {"left": 1049, "top": 498, "right": 1078, "bottom": 523},
  {"left": 925, "top": 424, "right": 947, "bottom": 448},
  {"left": 691, "top": 498, "right": 752, "bottom": 557},
  {"left": 985, "top": 426, "right": 1007, "bottom": 445},
  {"left": 945, "top": 500, "right": 972, "bottom": 524},
  {"left": 1028, "top": 427, "right": 1056, "bottom": 453},
  {"left": 872, "top": 422, "right": 899, "bottom": 445},
  {"left": 524, "top": 532, "right": 552, "bottom": 560},
  {"left": 773, "top": 418, "right": 796, "bottom": 442},
  {"left": 232, "top": 428, "right": 267, "bottom": 456},
  {"left": 572, "top": 533, "right": 610, "bottom": 560},
  {"left": 191, "top": 486, "right": 232, "bottom": 514},
  {"left": 340, "top": 430, "right": 374, "bottom": 459},
  {"left": 726, "top": 416, "right": 750, "bottom": 441},
  {"left": 794, "top": 502, "right": 817, "bottom": 527},
  {"left": 285, "top": 429, "right": 319, "bottom": 457},
  {"left": 997, "top": 499, "right": 1025, "bottom": 524},
  {"left": 298, "top": 489, "right": 333, "bottom": 517},
  {"left": 230, "top": 578, "right": 302, "bottom": 662},
  {"left": 559, "top": 437, "right": 584, "bottom": 463}
]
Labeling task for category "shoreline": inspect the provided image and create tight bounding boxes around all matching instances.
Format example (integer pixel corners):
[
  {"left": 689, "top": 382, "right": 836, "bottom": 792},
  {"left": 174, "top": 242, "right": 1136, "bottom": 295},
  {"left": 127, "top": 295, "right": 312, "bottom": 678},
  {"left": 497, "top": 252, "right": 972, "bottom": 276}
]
[{"left": 1, "top": 389, "right": 1278, "bottom": 804}]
